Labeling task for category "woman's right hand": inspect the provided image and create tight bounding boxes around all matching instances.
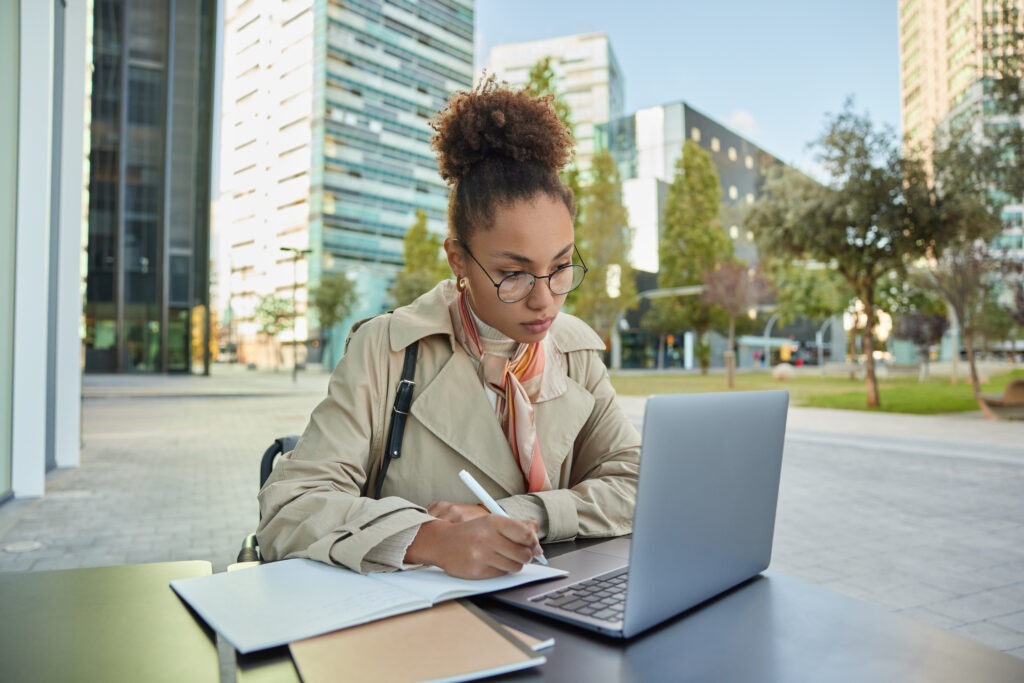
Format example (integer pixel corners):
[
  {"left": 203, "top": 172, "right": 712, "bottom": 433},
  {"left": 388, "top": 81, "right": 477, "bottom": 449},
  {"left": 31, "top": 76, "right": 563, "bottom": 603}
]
[{"left": 405, "top": 515, "right": 541, "bottom": 579}]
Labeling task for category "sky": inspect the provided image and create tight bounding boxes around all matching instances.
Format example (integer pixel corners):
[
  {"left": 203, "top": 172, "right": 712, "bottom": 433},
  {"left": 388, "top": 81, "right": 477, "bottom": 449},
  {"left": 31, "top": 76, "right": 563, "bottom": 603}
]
[{"left": 475, "top": 1, "right": 901, "bottom": 176}]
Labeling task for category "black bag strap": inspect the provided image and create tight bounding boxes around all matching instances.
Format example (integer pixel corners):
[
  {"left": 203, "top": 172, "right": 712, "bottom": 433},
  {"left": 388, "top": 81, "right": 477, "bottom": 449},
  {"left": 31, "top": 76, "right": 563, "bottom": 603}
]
[{"left": 375, "top": 341, "right": 418, "bottom": 499}]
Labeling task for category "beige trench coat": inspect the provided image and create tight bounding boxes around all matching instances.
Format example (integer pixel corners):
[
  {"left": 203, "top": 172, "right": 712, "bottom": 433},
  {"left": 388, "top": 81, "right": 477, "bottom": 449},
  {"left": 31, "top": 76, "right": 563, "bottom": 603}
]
[{"left": 256, "top": 280, "right": 640, "bottom": 572}]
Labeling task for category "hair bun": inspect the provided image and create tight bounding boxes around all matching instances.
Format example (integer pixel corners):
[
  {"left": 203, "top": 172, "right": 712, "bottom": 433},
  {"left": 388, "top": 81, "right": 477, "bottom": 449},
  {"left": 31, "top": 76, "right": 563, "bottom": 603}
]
[{"left": 430, "top": 76, "right": 574, "bottom": 184}]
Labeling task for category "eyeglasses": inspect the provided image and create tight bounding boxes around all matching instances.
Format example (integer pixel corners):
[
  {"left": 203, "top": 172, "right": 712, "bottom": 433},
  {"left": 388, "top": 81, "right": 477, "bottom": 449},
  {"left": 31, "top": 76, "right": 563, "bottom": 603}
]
[{"left": 459, "top": 242, "right": 588, "bottom": 303}]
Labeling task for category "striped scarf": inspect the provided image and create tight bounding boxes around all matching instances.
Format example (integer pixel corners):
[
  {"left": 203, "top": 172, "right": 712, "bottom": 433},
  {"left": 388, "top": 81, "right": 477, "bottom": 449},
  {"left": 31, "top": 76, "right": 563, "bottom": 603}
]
[{"left": 453, "top": 291, "right": 552, "bottom": 492}]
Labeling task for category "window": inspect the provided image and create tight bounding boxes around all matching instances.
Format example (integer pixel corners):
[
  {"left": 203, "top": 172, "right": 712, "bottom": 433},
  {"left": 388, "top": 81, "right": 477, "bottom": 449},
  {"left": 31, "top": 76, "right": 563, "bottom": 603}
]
[
  {"left": 711, "top": 137, "right": 720, "bottom": 152},
  {"left": 729, "top": 225, "right": 739, "bottom": 239},
  {"left": 745, "top": 155, "right": 754, "bottom": 169},
  {"left": 728, "top": 147, "right": 737, "bottom": 161},
  {"left": 746, "top": 193, "right": 755, "bottom": 204},
  {"left": 690, "top": 127, "right": 701, "bottom": 142},
  {"left": 728, "top": 185, "right": 738, "bottom": 200}
]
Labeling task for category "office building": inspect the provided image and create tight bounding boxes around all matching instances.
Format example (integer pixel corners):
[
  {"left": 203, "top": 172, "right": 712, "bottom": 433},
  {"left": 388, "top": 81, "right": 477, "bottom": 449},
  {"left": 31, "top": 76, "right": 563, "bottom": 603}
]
[
  {"left": 3, "top": 0, "right": 88, "bottom": 501},
  {"left": 598, "top": 101, "right": 782, "bottom": 272},
  {"left": 486, "top": 33, "right": 625, "bottom": 175},
  {"left": 83, "top": 0, "right": 218, "bottom": 374},
  {"left": 216, "top": 0, "right": 473, "bottom": 370},
  {"left": 898, "top": 0, "right": 1023, "bottom": 262}
]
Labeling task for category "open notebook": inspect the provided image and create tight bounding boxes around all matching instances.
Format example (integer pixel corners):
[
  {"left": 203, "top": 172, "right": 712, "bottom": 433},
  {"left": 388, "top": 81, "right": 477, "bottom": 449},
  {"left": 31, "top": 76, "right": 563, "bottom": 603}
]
[{"left": 170, "top": 558, "right": 566, "bottom": 653}]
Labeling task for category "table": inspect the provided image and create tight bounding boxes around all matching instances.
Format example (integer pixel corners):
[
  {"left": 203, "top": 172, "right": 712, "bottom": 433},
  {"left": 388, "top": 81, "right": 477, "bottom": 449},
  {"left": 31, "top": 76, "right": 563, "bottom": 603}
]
[
  {"left": 233, "top": 541, "right": 1024, "bottom": 682},
  {"left": 0, "top": 561, "right": 220, "bottom": 683},
  {"left": 4, "top": 556, "right": 1024, "bottom": 682}
]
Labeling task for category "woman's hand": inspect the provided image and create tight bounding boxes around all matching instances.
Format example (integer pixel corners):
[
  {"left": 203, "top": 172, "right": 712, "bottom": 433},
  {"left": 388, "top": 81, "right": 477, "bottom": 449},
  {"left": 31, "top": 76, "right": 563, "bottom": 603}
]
[{"left": 405, "top": 515, "right": 542, "bottom": 579}]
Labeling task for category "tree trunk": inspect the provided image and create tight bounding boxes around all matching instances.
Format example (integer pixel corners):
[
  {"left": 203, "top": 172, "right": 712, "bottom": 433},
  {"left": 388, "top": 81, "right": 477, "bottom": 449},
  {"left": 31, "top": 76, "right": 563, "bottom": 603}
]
[
  {"left": 964, "top": 331, "right": 996, "bottom": 419},
  {"left": 862, "top": 296, "right": 880, "bottom": 407},
  {"left": 725, "top": 317, "right": 736, "bottom": 389}
]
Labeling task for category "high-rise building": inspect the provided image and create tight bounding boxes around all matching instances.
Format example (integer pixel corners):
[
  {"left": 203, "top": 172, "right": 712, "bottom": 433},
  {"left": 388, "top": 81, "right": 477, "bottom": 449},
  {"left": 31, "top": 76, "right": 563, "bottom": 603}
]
[
  {"left": 598, "top": 102, "right": 782, "bottom": 272},
  {"left": 217, "top": 0, "right": 473, "bottom": 370},
  {"left": 486, "top": 33, "right": 624, "bottom": 175},
  {"left": 4, "top": 0, "right": 88, "bottom": 501},
  {"left": 898, "top": 0, "right": 1023, "bottom": 261},
  {"left": 84, "top": 0, "right": 218, "bottom": 373}
]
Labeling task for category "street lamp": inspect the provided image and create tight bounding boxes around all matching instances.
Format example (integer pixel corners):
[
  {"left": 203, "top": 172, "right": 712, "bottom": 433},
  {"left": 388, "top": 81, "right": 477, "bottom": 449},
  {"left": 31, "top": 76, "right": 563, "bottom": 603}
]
[{"left": 280, "top": 247, "right": 311, "bottom": 383}]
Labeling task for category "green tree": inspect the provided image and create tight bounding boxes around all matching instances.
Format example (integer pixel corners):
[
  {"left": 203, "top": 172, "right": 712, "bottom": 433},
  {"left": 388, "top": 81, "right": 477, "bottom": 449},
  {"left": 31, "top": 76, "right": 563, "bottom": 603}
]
[
  {"left": 526, "top": 57, "right": 582, "bottom": 218},
  {"left": 389, "top": 209, "right": 450, "bottom": 307},
  {"left": 572, "top": 151, "right": 637, "bottom": 363},
  {"left": 762, "top": 258, "right": 852, "bottom": 327},
  {"left": 310, "top": 272, "right": 358, "bottom": 369},
  {"left": 702, "top": 260, "right": 763, "bottom": 388},
  {"left": 746, "top": 101, "right": 938, "bottom": 407},
  {"left": 255, "top": 295, "right": 293, "bottom": 370},
  {"left": 645, "top": 139, "right": 732, "bottom": 373}
]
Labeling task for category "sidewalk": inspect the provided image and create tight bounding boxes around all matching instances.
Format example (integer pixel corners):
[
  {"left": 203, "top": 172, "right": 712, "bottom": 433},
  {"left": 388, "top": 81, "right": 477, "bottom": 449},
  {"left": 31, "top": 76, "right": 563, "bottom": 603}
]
[{"left": 1, "top": 367, "right": 1022, "bottom": 658}]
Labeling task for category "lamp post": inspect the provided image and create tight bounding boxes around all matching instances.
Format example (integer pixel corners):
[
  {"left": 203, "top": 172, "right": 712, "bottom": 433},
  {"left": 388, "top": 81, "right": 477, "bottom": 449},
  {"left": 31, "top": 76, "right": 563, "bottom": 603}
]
[
  {"left": 280, "top": 247, "right": 311, "bottom": 383},
  {"left": 762, "top": 313, "right": 779, "bottom": 367}
]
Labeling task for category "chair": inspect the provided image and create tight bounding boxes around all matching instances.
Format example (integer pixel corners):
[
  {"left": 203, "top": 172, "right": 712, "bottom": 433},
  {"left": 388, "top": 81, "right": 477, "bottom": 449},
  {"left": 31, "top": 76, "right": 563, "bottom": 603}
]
[{"left": 236, "top": 435, "right": 300, "bottom": 563}]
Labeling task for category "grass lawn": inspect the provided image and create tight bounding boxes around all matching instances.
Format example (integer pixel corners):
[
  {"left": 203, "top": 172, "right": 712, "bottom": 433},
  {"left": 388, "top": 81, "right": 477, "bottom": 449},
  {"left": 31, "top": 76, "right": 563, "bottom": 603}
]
[{"left": 609, "top": 368, "right": 1024, "bottom": 415}]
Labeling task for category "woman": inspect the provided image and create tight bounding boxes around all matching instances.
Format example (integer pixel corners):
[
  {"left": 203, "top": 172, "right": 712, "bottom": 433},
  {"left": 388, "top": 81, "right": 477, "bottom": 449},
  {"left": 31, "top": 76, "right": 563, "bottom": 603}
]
[{"left": 257, "top": 78, "right": 640, "bottom": 579}]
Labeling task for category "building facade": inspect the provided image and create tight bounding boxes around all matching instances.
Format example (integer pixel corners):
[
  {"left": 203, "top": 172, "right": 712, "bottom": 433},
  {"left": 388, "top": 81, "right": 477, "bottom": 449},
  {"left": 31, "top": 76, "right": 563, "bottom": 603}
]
[
  {"left": 598, "top": 101, "right": 782, "bottom": 273},
  {"left": 216, "top": 0, "right": 473, "bottom": 371},
  {"left": 2, "top": 0, "right": 88, "bottom": 501},
  {"left": 486, "top": 32, "right": 624, "bottom": 175},
  {"left": 83, "top": 0, "right": 218, "bottom": 373},
  {"left": 898, "top": 0, "right": 1024, "bottom": 264}
]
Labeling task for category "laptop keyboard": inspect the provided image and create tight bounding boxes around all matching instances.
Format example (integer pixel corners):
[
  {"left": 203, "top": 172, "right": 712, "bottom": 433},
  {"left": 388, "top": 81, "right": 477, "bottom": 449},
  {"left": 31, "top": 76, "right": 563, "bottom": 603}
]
[{"left": 528, "top": 568, "right": 628, "bottom": 623}]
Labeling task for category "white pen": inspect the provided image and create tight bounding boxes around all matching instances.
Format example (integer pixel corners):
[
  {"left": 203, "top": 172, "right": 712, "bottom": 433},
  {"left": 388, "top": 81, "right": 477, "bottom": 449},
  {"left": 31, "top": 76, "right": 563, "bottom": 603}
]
[{"left": 458, "top": 469, "right": 549, "bottom": 565}]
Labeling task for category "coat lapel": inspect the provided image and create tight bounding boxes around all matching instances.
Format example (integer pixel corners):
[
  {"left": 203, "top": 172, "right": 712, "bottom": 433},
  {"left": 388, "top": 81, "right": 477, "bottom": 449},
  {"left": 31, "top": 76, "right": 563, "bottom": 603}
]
[{"left": 411, "top": 346, "right": 596, "bottom": 495}]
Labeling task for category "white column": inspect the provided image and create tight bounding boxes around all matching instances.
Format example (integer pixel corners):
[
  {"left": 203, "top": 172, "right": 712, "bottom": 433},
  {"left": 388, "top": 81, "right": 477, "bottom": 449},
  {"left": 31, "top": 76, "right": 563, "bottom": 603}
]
[
  {"left": 12, "top": 0, "right": 54, "bottom": 496},
  {"left": 53, "top": 0, "right": 87, "bottom": 469}
]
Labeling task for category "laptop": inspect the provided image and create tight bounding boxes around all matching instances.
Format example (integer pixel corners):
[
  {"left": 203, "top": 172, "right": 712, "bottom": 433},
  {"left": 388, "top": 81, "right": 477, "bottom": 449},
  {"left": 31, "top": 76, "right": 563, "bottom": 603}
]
[{"left": 493, "top": 390, "right": 789, "bottom": 638}]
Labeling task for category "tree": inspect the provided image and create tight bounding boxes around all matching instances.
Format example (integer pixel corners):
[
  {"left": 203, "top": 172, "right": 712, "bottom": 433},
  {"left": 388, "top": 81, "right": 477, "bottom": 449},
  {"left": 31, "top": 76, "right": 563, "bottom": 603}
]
[
  {"left": 702, "top": 260, "right": 763, "bottom": 388},
  {"left": 389, "top": 209, "right": 450, "bottom": 307},
  {"left": 645, "top": 140, "right": 732, "bottom": 373},
  {"left": 917, "top": 119, "right": 1007, "bottom": 408},
  {"left": 311, "top": 272, "right": 358, "bottom": 368},
  {"left": 572, "top": 150, "right": 637, "bottom": 362},
  {"left": 255, "top": 295, "right": 293, "bottom": 370},
  {"left": 746, "top": 101, "right": 938, "bottom": 407},
  {"left": 526, "top": 57, "right": 582, "bottom": 218}
]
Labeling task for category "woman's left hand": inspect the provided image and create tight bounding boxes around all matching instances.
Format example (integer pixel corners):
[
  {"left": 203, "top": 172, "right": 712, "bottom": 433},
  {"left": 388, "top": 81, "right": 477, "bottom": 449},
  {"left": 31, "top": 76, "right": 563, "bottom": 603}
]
[{"left": 427, "top": 500, "right": 490, "bottom": 523}]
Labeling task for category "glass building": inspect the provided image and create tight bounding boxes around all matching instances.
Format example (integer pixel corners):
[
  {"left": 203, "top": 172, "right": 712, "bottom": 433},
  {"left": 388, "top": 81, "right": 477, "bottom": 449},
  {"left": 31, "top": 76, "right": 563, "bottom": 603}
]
[
  {"left": 217, "top": 0, "right": 473, "bottom": 371},
  {"left": 84, "top": 0, "right": 217, "bottom": 373}
]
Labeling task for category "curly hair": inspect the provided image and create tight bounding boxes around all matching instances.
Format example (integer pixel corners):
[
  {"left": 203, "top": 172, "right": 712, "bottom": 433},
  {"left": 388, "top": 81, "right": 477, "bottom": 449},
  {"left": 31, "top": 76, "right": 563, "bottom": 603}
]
[{"left": 429, "top": 76, "right": 576, "bottom": 243}]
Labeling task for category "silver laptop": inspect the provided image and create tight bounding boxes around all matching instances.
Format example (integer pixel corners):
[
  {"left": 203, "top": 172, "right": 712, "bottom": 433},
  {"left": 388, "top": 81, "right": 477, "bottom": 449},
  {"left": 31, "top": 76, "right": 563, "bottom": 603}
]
[{"left": 493, "top": 390, "right": 789, "bottom": 638}]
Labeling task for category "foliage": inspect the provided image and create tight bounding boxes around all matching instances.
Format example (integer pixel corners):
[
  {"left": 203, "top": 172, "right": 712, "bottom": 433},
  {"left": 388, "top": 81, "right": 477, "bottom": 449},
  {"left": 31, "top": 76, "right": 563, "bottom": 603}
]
[
  {"left": 762, "top": 258, "right": 852, "bottom": 327},
  {"left": 702, "top": 260, "right": 763, "bottom": 388},
  {"left": 746, "top": 100, "right": 939, "bottom": 407},
  {"left": 645, "top": 140, "right": 732, "bottom": 373},
  {"left": 977, "top": 289, "right": 1018, "bottom": 351},
  {"left": 389, "top": 209, "right": 450, "bottom": 307},
  {"left": 254, "top": 295, "right": 292, "bottom": 337},
  {"left": 571, "top": 150, "right": 637, "bottom": 347},
  {"left": 1011, "top": 281, "right": 1024, "bottom": 326},
  {"left": 311, "top": 271, "right": 359, "bottom": 364}
]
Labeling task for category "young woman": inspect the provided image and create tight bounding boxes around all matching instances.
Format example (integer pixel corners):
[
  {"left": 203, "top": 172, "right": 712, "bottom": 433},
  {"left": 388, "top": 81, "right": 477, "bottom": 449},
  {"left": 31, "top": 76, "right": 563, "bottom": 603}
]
[{"left": 257, "top": 79, "right": 640, "bottom": 580}]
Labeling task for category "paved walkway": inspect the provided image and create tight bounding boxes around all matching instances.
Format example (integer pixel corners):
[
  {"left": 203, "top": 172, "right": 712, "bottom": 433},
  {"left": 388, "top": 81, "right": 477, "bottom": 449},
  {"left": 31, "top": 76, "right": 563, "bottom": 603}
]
[{"left": 1, "top": 365, "right": 1021, "bottom": 659}]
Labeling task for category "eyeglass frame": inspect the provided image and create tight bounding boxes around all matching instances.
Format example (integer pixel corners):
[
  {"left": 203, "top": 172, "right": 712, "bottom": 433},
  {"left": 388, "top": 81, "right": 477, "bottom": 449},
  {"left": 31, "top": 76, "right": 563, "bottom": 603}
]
[{"left": 456, "top": 240, "right": 589, "bottom": 303}]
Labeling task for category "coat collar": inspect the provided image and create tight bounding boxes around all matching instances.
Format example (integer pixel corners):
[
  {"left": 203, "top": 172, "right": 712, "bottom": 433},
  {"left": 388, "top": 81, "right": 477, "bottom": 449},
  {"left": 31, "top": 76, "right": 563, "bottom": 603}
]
[{"left": 395, "top": 280, "right": 603, "bottom": 495}]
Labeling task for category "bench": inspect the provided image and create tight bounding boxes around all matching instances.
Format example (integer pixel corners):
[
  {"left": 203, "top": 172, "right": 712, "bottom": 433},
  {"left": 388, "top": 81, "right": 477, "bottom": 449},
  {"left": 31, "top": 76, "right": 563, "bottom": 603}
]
[{"left": 979, "top": 379, "right": 1024, "bottom": 420}]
